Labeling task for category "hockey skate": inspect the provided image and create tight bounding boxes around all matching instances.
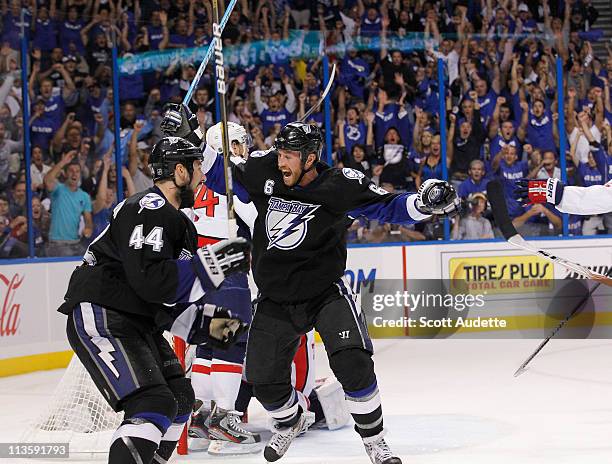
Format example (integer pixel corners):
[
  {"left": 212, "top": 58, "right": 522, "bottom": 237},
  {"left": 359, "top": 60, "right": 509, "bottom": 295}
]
[
  {"left": 264, "top": 409, "right": 315, "bottom": 462},
  {"left": 207, "top": 404, "right": 261, "bottom": 455},
  {"left": 362, "top": 430, "right": 402, "bottom": 464},
  {"left": 187, "top": 407, "right": 211, "bottom": 452}
]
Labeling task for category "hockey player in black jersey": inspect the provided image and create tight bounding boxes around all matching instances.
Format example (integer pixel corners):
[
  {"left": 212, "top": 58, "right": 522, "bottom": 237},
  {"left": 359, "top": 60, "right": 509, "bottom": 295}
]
[
  {"left": 162, "top": 105, "right": 460, "bottom": 464},
  {"left": 58, "top": 136, "right": 251, "bottom": 464}
]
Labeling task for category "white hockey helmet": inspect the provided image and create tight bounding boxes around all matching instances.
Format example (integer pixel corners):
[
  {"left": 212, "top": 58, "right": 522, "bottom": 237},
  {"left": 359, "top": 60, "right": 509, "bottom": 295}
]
[{"left": 205, "top": 121, "right": 252, "bottom": 158}]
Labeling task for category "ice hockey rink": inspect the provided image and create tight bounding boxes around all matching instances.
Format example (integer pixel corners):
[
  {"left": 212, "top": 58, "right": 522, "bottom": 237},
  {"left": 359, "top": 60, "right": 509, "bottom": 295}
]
[{"left": 2, "top": 337, "right": 612, "bottom": 464}]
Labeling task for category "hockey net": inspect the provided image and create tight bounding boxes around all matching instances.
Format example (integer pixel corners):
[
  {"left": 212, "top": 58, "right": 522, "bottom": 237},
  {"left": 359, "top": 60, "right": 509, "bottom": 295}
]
[{"left": 21, "top": 335, "right": 189, "bottom": 457}]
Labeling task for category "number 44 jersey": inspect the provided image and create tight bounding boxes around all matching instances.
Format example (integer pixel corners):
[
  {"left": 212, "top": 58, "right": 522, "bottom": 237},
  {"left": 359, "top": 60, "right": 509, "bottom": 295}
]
[{"left": 58, "top": 186, "right": 207, "bottom": 324}]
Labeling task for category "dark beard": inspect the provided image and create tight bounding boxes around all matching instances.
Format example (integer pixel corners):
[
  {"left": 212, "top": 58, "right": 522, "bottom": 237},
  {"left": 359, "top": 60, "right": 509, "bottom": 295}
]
[{"left": 179, "top": 184, "right": 195, "bottom": 209}]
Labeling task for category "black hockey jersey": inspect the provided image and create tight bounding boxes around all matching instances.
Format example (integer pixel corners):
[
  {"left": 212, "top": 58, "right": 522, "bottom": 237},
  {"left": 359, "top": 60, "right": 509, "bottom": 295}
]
[
  {"left": 202, "top": 146, "right": 430, "bottom": 302},
  {"left": 58, "top": 186, "right": 207, "bottom": 324}
]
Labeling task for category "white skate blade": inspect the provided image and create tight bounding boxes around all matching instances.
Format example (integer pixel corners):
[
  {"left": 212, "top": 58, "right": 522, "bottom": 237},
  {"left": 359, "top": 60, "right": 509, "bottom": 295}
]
[{"left": 208, "top": 439, "right": 263, "bottom": 455}]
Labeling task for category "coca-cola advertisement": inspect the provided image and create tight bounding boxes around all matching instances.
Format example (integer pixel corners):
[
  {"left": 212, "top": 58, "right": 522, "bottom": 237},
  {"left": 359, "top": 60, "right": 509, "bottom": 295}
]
[
  {"left": 0, "top": 262, "right": 74, "bottom": 359},
  {"left": 0, "top": 273, "right": 23, "bottom": 337}
]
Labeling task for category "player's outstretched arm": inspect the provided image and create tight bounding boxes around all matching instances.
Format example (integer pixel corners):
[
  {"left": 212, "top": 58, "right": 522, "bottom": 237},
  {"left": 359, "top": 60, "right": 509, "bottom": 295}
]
[
  {"left": 199, "top": 143, "right": 251, "bottom": 203},
  {"left": 516, "top": 178, "right": 612, "bottom": 215},
  {"left": 343, "top": 170, "right": 461, "bottom": 224},
  {"left": 160, "top": 103, "right": 251, "bottom": 203}
]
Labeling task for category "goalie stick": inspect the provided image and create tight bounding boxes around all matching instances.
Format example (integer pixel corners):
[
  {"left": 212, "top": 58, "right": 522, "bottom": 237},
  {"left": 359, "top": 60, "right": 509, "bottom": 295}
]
[
  {"left": 486, "top": 180, "right": 612, "bottom": 286},
  {"left": 486, "top": 179, "right": 612, "bottom": 376}
]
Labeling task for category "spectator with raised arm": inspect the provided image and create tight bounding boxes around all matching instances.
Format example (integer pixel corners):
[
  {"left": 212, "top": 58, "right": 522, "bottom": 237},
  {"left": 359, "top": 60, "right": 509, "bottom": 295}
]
[
  {"left": 254, "top": 69, "right": 296, "bottom": 136},
  {"left": 447, "top": 92, "right": 486, "bottom": 184},
  {"left": 43, "top": 150, "right": 92, "bottom": 256}
]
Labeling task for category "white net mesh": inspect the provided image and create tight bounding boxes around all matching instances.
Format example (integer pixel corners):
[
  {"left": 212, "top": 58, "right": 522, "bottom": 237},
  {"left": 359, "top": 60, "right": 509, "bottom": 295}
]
[
  {"left": 21, "top": 333, "right": 187, "bottom": 458},
  {"left": 21, "top": 355, "right": 123, "bottom": 455}
]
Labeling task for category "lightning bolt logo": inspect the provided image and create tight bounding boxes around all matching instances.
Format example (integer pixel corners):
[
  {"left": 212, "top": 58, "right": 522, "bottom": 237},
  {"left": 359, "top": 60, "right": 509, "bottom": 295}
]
[
  {"left": 266, "top": 198, "right": 320, "bottom": 250},
  {"left": 93, "top": 337, "right": 120, "bottom": 378}
]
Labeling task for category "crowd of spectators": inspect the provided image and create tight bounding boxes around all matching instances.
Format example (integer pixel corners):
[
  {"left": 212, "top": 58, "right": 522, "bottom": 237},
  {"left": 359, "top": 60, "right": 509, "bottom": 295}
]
[{"left": 0, "top": 0, "right": 611, "bottom": 257}]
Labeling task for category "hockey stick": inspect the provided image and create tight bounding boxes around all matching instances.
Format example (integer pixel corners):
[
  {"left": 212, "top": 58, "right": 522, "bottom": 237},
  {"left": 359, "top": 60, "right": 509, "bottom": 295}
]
[
  {"left": 512, "top": 276, "right": 607, "bottom": 377},
  {"left": 298, "top": 63, "right": 337, "bottom": 122},
  {"left": 212, "top": 0, "right": 237, "bottom": 239},
  {"left": 182, "top": 0, "right": 238, "bottom": 106},
  {"left": 486, "top": 180, "right": 612, "bottom": 286},
  {"left": 485, "top": 180, "right": 612, "bottom": 376}
]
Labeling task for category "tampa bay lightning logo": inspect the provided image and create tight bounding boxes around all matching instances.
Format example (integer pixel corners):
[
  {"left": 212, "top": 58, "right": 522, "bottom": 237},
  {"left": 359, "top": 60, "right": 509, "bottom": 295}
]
[
  {"left": 139, "top": 193, "right": 165, "bottom": 213},
  {"left": 266, "top": 197, "right": 320, "bottom": 250},
  {"left": 342, "top": 168, "right": 365, "bottom": 184}
]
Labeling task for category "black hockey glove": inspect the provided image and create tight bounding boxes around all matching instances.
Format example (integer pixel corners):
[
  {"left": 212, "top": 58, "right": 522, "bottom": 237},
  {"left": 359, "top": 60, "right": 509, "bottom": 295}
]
[
  {"left": 415, "top": 179, "right": 461, "bottom": 218},
  {"left": 190, "top": 304, "right": 248, "bottom": 348},
  {"left": 160, "top": 103, "right": 203, "bottom": 146},
  {"left": 193, "top": 237, "right": 251, "bottom": 290}
]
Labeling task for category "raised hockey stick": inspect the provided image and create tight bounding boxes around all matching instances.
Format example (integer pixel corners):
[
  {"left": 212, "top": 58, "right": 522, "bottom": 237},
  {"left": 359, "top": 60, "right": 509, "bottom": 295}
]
[
  {"left": 182, "top": 0, "right": 238, "bottom": 106},
  {"left": 298, "top": 63, "right": 337, "bottom": 122},
  {"left": 212, "top": 0, "right": 237, "bottom": 239},
  {"left": 485, "top": 180, "right": 612, "bottom": 376},
  {"left": 486, "top": 180, "right": 612, "bottom": 286}
]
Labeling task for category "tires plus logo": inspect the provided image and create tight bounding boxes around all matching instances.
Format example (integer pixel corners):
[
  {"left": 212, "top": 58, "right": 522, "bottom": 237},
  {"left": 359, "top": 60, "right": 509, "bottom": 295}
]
[
  {"left": 265, "top": 197, "right": 320, "bottom": 250},
  {"left": 0, "top": 273, "right": 23, "bottom": 337}
]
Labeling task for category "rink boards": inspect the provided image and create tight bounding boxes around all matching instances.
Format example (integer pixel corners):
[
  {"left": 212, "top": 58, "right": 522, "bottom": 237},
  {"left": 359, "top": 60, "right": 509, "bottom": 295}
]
[{"left": 1, "top": 237, "right": 611, "bottom": 376}]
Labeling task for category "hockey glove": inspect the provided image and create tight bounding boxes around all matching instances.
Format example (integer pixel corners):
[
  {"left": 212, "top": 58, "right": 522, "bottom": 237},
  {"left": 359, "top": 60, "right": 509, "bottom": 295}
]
[
  {"left": 415, "top": 179, "right": 461, "bottom": 218},
  {"left": 191, "top": 304, "right": 248, "bottom": 348},
  {"left": 515, "top": 178, "right": 564, "bottom": 206},
  {"left": 193, "top": 237, "right": 251, "bottom": 290},
  {"left": 160, "top": 103, "right": 204, "bottom": 146}
]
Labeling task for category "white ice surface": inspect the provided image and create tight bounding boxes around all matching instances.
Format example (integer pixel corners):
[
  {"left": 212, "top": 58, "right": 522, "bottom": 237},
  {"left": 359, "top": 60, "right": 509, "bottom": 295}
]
[{"left": 3, "top": 338, "right": 612, "bottom": 464}]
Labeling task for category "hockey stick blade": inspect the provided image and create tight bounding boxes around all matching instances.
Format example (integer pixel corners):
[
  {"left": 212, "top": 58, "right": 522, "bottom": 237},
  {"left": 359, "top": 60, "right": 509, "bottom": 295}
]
[
  {"left": 513, "top": 268, "right": 609, "bottom": 377},
  {"left": 485, "top": 180, "right": 612, "bottom": 376},
  {"left": 486, "top": 180, "right": 612, "bottom": 286},
  {"left": 299, "top": 63, "right": 336, "bottom": 122}
]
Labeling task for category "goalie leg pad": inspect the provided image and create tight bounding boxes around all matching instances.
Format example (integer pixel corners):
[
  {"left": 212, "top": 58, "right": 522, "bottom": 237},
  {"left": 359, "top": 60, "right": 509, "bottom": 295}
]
[{"left": 313, "top": 377, "right": 351, "bottom": 430}]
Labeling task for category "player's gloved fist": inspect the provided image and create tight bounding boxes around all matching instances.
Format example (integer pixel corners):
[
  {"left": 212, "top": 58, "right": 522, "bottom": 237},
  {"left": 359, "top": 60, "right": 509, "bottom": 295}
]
[
  {"left": 415, "top": 179, "right": 461, "bottom": 218},
  {"left": 515, "top": 178, "right": 564, "bottom": 206},
  {"left": 191, "top": 304, "right": 248, "bottom": 348},
  {"left": 160, "top": 103, "right": 203, "bottom": 145},
  {"left": 193, "top": 237, "right": 251, "bottom": 290}
]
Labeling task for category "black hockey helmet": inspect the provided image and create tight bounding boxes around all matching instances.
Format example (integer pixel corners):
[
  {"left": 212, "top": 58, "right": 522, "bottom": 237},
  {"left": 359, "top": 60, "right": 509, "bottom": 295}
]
[
  {"left": 274, "top": 122, "right": 323, "bottom": 166},
  {"left": 149, "top": 136, "right": 202, "bottom": 181}
]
